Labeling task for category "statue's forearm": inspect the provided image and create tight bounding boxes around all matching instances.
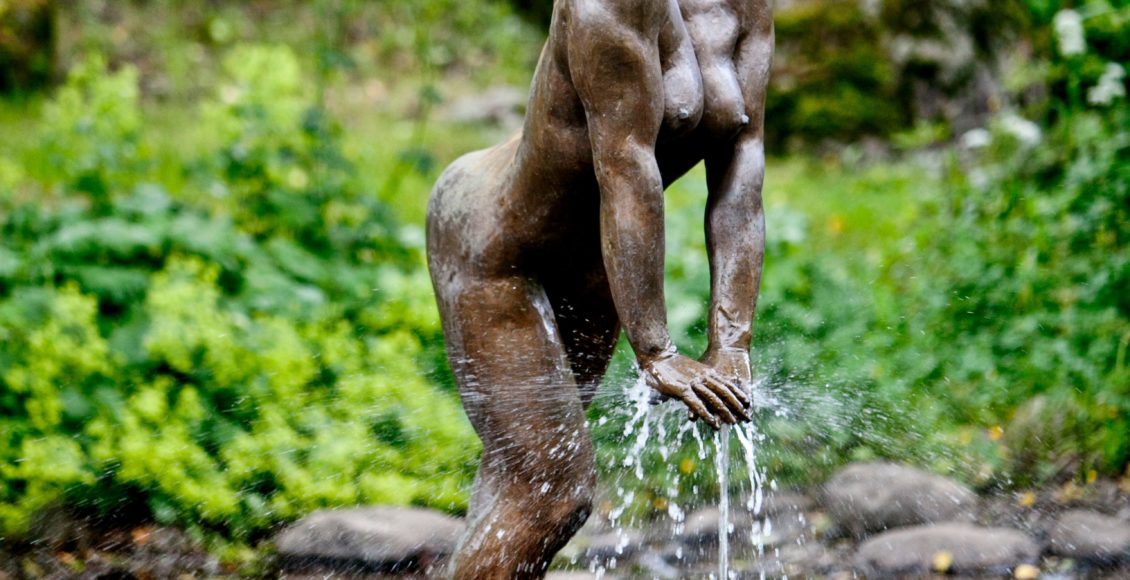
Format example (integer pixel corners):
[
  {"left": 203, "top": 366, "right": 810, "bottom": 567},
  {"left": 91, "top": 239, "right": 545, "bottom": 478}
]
[
  {"left": 598, "top": 146, "right": 675, "bottom": 364},
  {"left": 705, "top": 136, "right": 766, "bottom": 353}
]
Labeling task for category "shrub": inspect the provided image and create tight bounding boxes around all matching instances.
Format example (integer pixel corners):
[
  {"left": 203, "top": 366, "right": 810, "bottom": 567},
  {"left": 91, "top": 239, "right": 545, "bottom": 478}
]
[{"left": 0, "top": 47, "right": 477, "bottom": 544}]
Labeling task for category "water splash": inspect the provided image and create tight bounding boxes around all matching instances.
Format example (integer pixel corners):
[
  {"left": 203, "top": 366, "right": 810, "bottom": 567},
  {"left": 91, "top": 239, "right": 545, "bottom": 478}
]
[{"left": 592, "top": 373, "right": 782, "bottom": 576}]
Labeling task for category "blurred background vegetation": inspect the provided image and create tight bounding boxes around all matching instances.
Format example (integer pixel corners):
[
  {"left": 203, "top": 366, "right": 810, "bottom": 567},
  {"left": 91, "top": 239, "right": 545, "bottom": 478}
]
[{"left": 0, "top": 0, "right": 1127, "bottom": 567}]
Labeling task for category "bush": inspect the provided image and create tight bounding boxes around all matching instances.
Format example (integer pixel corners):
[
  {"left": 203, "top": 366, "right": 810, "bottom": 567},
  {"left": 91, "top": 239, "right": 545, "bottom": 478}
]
[
  {"left": 0, "top": 48, "right": 477, "bottom": 544},
  {"left": 752, "top": 3, "right": 1130, "bottom": 486}
]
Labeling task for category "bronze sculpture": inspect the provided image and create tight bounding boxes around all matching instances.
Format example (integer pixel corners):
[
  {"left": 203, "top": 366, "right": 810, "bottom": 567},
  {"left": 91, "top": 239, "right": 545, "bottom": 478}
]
[{"left": 427, "top": 0, "right": 772, "bottom": 577}]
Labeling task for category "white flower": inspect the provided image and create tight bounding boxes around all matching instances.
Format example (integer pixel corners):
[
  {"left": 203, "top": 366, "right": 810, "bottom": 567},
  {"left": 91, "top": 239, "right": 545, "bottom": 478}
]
[
  {"left": 960, "top": 128, "right": 992, "bottom": 149},
  {"left": 999, "top": 113, "right": 1042, "bottom": 147},
  {"left": 1053, "top": 10, "right": 1086, "bottom": 57},
  {"left": 1088, "top": 62, "right": 1126, "bottom": 106}
]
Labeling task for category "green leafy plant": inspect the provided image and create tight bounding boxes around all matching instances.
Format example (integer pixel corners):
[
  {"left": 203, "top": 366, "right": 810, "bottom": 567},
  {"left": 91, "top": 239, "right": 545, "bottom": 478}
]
[{"left": 0, "top": 46, "right": 476, "bottom": 550}]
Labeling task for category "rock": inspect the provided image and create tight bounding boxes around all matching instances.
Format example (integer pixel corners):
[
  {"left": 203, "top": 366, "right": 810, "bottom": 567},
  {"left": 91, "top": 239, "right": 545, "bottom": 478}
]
[
  {"left": 823, "top": 462, "right": 977, "bottom": 536},
  {"left": 855, "top": 523, "right": 1040, "bottom": 576},
  {"left": 681, "top": 507, "right": 725, "bottom": 546},
  {"left": 762, "top": 491, "right": 815, "bottom": 517},
  {"left": 680, "top": 507, "right": 755, "bottom": 546},
  {"left": 755, "top": 542, "right": 834, "bottom": 578},
  {"left": 679, "top": 502, "right": 808, "bottom": 552},
  {"left": 637, "top": 550, "right": 680, "bottom": 579},
  {"left": 583, "top": 529, "right": 645, "bottom": 562},
  {"left": 275, "top": 506, "right": 464, "bottom": 573},
  {"left": 545, "top": 573, "right": 603, "bottom": 580},
  {"left": 1048, "top": 509, "right": 1130, "bottom": 563}
]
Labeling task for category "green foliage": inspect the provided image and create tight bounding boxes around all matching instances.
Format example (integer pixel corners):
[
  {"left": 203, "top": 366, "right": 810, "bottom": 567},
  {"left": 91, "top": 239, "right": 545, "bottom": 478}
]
[
  {"left": 753, "top": 0, "right": 1130, "bottom": 488},
  {"left": 51, "top": 0, "right": 539, "bottom": 98},
  {"left": 0, "top": 46, "right": 476, "bottom": 544},
  {"left": 39, "top": 54, "right": 141, "bottom": 208},
  {"left": 905, "top": 13, "right": 1130, "bottom": 479},
  {"left": 769, "top": 1, "right": 904, "bottom": 147}
]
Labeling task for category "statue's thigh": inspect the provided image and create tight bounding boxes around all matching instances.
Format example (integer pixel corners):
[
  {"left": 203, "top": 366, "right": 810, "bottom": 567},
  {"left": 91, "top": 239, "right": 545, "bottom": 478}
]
[
  {"left": 439, "top": 273, "right": 593, "bottom": 479},
  {"left": 542, "top": 268, "right": 621, "bottom": 405}
]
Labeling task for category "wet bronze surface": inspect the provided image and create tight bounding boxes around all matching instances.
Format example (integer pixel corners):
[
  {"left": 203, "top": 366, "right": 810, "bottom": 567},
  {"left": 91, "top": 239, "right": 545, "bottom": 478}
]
[{"left": 426, "top": 0, "right": 772, "bottom": 577}]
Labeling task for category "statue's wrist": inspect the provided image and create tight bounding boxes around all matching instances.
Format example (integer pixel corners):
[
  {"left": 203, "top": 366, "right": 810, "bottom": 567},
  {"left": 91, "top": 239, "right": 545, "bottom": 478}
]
[
  {"left": 637, "top": 342, "right": 677, "bottom": 370},
  {"left": 707, "top": 341, "right": 750, "bottom": 357}
]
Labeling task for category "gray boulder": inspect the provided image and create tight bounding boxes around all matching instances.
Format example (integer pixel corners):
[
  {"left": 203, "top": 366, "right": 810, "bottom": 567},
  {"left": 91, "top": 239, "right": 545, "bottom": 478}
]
[
  {"left": 1048, "top": 509, "right": 1130, "bottom": 563},
  {"left": 681, "top": 506, "right": 733, "bottom": 546},
  {"left": 583, "top": 529, "right": 645, "bottom": 561},
  {"left": 823, "top": 462, "right": 977, "bottom": 537},
  {"left": 762, "top": 491, "right": 815, "bottom": 518},
  {"left": 275, "top": 506, "right": 464, "bottom": 573},
  {"left": 856, "top": 523, "right": 1040, "bottom": 575}
]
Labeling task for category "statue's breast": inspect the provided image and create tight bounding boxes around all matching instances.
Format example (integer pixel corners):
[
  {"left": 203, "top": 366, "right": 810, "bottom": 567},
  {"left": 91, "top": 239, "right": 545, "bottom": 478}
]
[
  {"left": 659, "top": 1, "right": 705, "bottom": 136},
  {"left": 661, "top": 0, "right": 751, "bottom": 139},
  {"left": 683, "top": 0, "right": 749, "bottom": 138},
  {"left": 661, "top": 53, "right": 705, "bottom": 136}
]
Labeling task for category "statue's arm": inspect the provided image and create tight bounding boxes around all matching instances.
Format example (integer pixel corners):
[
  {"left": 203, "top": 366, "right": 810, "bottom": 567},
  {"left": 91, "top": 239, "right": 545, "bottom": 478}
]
[
  {"left": 701, "top": 18, "right": 773, "bottom": 378},
  {"left": 569, "top": 3, "right": 750, "bottom": 427},
  {"left": 568, "top": 9, "right": 670, "bottom": 363}
]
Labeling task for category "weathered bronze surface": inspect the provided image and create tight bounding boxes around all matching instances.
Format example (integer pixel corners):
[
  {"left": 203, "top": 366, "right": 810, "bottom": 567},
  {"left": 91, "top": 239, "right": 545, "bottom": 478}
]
[{"left": 426, "top": 0, "right": 772, "bottom": 577}]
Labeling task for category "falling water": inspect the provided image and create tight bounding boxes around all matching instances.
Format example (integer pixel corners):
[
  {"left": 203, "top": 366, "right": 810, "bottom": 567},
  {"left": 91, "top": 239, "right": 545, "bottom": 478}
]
[{"left": 716, "top": 424, "right": 730, "bottom": 580}]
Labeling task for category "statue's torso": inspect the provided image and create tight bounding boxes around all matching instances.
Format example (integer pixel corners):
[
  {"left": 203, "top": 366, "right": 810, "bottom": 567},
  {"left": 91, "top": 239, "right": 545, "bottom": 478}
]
[{"left": 429, "top": 0, "right": 770, "bottom": 274}]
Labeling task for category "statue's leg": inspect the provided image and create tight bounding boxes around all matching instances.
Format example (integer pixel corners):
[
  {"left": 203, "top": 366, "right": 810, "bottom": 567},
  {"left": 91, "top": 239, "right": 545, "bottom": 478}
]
[
  {"left": 435, "top": 272, "right": 596, "bottom": 579},
  {"left": 543, "top": 264, "right": 620, "bottom": 407}
]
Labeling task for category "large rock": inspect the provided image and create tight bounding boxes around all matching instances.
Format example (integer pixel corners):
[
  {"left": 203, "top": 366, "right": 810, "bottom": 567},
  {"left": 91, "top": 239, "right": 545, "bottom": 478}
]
[
  {"left": 762, "top": 491, "right": 815, "bottom": 518},
  {"left": 582, "top": 529, "right": 645, "bottom": 561},
  {"left": 1048, "top": 509, "right": 1130, "bottom": 563},
  {"left": 275, "top": 506, "right": 464, "bottom": 573},
  {"left": 681, "top": 507, "right": 739, "bottom": 546},
  {"left": 823, "top": 462, "right": 977, "bottom": 536},
  {"left": 855, "top": 523, "right": 1040, "bottom": 576}
]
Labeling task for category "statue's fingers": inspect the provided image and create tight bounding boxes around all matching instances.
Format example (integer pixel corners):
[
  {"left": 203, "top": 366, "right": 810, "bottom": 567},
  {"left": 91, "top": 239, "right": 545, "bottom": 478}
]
[
  {"left": 706, "top": 368, "right": 751, "bottom": 407},
  {"left": 703, "top": 375, "right": 749, "bottom": 419},
  {"left": 682, "top": 392, "right": 719, "bottom": 430},
  {"left": 693, "top": 384, "right": 736, "bottom": 425}
]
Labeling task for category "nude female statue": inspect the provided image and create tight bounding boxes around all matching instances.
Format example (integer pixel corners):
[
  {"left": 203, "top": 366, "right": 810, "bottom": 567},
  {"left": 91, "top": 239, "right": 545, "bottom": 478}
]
[{"left": 426, "top": 0, "right": 773, "bottom": 576}]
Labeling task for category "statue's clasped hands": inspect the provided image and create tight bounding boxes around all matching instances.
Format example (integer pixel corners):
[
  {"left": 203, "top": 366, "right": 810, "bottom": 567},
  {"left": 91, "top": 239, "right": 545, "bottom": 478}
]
[{"left": 641, "top": 346, "right": 753, "bottom": 429}]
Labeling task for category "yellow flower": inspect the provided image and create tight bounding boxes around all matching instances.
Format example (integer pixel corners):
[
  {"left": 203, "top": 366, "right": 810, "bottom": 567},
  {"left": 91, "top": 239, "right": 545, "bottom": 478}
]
[
  {"left": 932, "top": 551, "right": 953, "bottom": 573},
  {"left": 828, "top": 215, "right": 844, "bottom": 235}
]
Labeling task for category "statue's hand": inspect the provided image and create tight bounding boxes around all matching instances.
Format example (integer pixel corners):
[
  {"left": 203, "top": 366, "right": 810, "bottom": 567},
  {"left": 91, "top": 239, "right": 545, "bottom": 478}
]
[
  {"left": 641, "top": 351, "right": 751, "bottom": 429},
  {"left": 700, "top": 346, "right": 753, "bottom": 398}
]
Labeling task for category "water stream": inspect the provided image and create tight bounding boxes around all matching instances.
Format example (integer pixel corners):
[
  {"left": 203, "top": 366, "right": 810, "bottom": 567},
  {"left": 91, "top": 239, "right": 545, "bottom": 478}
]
[{"left": 716, "top": 424, "right": 730, "bottom": 580}]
